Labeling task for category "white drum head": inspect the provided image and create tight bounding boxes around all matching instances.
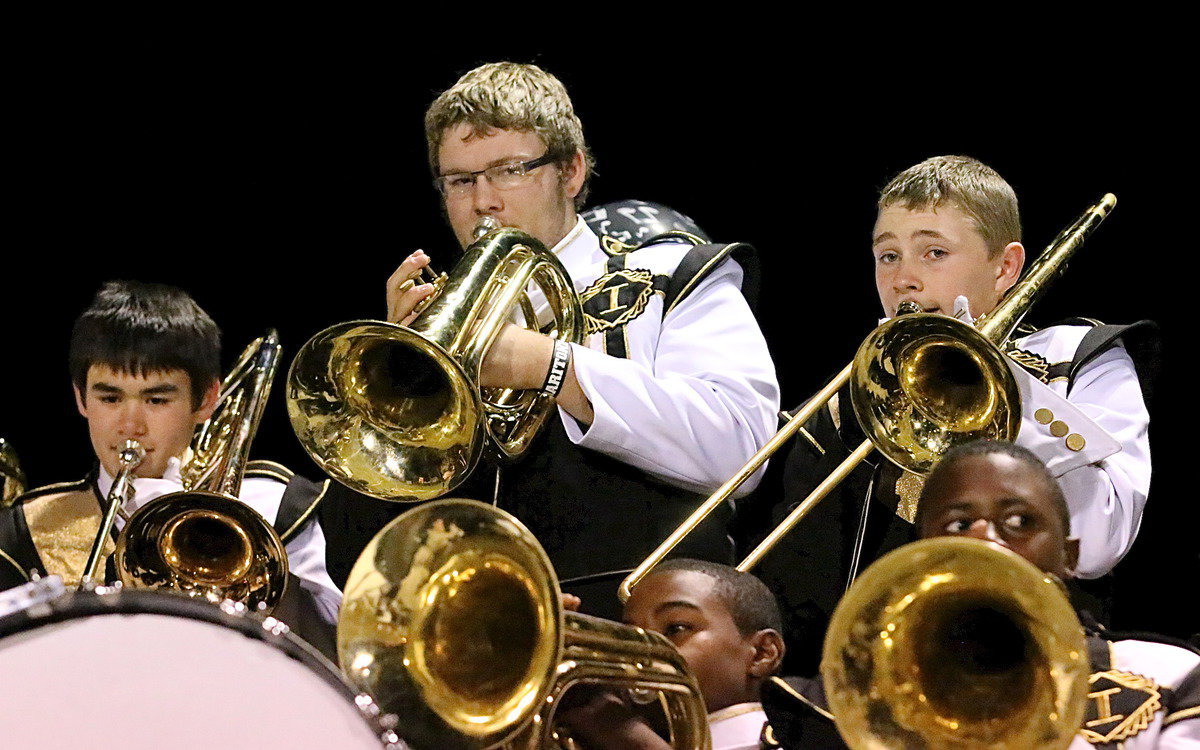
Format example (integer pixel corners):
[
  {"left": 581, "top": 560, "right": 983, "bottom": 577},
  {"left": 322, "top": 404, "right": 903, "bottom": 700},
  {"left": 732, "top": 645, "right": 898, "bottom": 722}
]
[{"left": 0, "top": 592, "right": 393, "bottom": 750}]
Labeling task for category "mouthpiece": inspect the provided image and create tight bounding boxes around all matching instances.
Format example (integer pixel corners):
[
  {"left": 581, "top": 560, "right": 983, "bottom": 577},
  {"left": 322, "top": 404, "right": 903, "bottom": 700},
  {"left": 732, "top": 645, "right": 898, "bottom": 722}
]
[{"left": 473, "top": 216, "right": 501, "bottom": 239}]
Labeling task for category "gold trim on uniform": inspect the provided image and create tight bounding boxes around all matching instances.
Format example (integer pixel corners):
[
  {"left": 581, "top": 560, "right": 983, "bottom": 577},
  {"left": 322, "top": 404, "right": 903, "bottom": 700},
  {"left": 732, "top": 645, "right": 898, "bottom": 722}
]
[
  {"left": 768, "top": 676, "right": 835, "bottom": 721},
  {"left": 1079, "top": 669, "right": 1163, "bottom": 744},
  {"left": 0, "top": 547, "right": 30, "bottom": 581},
  {"left": 23, "top": 486, "right": 111, "bottom": 587},
  {"left": 1005, "top": 345, "right": 1052, "bottom": 383},
  {"left": 580, "top": 268, "right": 659, "bottom": 336},
  {"left": 1164, "top": 705, "right": 1200, "bottom": 726}
]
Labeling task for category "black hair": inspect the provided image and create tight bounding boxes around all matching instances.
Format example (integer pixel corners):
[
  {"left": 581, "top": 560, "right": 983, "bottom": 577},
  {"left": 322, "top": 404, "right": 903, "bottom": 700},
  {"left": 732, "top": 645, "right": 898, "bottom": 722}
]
[
  {"left": 69, "top": 281, "right": 221, "bottom": 409},
  {"left": 918, "top": 440, "right": 1071, "bottom": 534},
  {"left": 642, "top": 558, "right": 783, "bottom": 635}
]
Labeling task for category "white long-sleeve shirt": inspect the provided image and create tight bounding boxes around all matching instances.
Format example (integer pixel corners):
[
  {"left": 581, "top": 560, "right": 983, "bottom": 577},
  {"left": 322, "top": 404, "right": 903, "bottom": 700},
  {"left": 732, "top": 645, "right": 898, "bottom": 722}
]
[
  {"left": 1008, "top": 325, "right": 1152, "bottom": 578},
  {"left": 537, "top": 217, "right": 780, "bottom": 497},
  {"left": 98, "top": 458, "right": 342, "bottom": 624}
]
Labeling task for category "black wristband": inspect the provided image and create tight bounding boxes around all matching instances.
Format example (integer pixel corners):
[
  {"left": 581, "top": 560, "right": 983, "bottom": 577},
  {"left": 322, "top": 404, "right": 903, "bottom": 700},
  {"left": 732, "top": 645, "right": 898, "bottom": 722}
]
[{"left": 542, "top": 339, "right": 572, "bottom": 397}]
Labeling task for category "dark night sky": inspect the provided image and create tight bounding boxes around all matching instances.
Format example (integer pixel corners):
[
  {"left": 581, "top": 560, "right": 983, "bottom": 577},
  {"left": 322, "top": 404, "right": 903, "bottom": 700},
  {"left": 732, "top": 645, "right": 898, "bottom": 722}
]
[{"left": 3, "top": 36, "right": 1192, "bottom": 636}]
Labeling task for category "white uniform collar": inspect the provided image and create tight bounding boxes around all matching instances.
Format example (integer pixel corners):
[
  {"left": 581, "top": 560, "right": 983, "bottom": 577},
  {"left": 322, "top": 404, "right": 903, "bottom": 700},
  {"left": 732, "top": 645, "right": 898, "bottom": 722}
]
[
  {"left": 97, "top": 456, "right": 186, "bottom": 516},
  {"left": 548, "top": 215, "right": 596, "bottom": 271}
]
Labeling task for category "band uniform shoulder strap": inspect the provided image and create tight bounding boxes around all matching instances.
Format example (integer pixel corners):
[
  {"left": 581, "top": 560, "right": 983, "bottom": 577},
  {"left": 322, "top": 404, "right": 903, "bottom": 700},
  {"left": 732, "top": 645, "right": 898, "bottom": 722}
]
[
  {"left": 245, "top": 461, "right": 328, "bottom": 546},
  {"left": 660, "top": 241, "right": 760, "bottom": 314}
]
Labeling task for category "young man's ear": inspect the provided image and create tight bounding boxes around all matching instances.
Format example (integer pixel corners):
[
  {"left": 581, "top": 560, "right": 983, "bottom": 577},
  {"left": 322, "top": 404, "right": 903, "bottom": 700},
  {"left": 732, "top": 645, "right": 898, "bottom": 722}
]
[
  {"left": 747, "top": 629, "right": 786, "bottom": 679},
  {"left": 74, "top": 383, "right": 89, "bottom": 418},
  {"left": 194, "top": 378, "right": 222, "bottom": 423},
  {"left": 994, "top": 241, "right": 1025, "bottom": 294},
  {"left": 561, "top": 149, "right": 586, "bottom": 201}
]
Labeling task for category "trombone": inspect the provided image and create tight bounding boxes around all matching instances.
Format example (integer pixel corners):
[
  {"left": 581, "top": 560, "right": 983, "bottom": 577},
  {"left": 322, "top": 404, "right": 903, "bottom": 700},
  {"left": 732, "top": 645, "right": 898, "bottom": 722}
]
[
  {"left": 822, "top": 537, "right": 1089, "bottom": 749},
  {"left": 338, "top": 498, "right": 710, "bottom": 750},
  {"left": 79, "top": 439, "right": 144, "bottom": 588},
  {"left": 619, "top": 194, "right": 1117, "bottom": 600},
  {"left": 114, "top": 331, "right": 289, "bottom": 613},
  {"left": 287, "top": 217, "right": 584, "bottom": 503}
]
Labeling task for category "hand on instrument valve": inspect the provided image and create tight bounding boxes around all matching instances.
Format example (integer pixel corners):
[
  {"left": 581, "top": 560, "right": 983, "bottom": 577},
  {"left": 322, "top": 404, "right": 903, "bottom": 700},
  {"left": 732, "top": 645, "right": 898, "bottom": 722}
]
[
  {"left": 385, "top": 250, "right": 437, "bottom": 326},
  {"left": 385, "top": 251, "right": 594, "bottom": 424},
  {"left": 477, "top": 324, "right": 595, "bottom": 426},
  {"left": 557, "top": 686, "right": 672, "bottom": 750}
]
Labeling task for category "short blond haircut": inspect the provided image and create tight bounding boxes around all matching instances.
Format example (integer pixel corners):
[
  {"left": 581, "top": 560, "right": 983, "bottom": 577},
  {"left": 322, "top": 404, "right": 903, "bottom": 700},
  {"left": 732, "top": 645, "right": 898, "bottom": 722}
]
[
  {"left": 425, "top": 62, "right": 594, "bottom": 208},
  {"left": 879, "top": 155, "right": 1021, "bottom": 257}
]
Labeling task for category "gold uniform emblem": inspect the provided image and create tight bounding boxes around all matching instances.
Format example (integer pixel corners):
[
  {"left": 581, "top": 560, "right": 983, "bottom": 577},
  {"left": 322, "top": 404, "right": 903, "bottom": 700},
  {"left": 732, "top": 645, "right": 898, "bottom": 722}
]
[
  {"left": 579, "top": 268, "right": 659, "bottom": 335},
  {"left": 1079, "top": 669, "right": 1163, "bottom": 744}
]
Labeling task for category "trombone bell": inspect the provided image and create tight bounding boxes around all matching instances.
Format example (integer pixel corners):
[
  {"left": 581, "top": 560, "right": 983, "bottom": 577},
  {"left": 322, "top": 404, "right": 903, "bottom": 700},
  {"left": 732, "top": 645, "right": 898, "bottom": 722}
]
[
  {"left": 851, "top": 314, "right": 1021, "bottom": 474},
  {"left": 822, "top": 537, "right": 1089, "bottom": 749}
]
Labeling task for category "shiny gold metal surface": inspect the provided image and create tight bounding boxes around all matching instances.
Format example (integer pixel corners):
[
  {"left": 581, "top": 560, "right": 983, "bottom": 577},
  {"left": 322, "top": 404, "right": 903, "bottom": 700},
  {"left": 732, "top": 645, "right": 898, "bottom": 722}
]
[
  {"left": 0, "top": 437, "right": 26, "bottom": 508},
  {"left": 620, "top": 194, "right": 1116, "bottom": 600},
  {"left": 287, "top": 221, "right": 583, "bottom": 502},
  {"left": 338, "top": 499, "right": 709, "bottom": 750},
  {"left": 822, "top": 537, "right": 1089, "bottom": 749},
  {"left": 115, "top": 332, "right": 289, "bottom": 613},
  {"left": 80, "top": 439, "right": 145, "bottom": 587}
]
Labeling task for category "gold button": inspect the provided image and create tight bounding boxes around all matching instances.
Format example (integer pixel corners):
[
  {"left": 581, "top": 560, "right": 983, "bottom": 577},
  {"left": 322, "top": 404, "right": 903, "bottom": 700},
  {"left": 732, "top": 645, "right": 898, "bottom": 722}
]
[
  {"left": 1035, "top": 408, "right": 1054, "bottom": 424},
  {"left": 1049, "top": 420, "right": 1069, "bottom": 437},
  {"left": 1066, "top": 433, "right": 1086, "bottom": 451}
]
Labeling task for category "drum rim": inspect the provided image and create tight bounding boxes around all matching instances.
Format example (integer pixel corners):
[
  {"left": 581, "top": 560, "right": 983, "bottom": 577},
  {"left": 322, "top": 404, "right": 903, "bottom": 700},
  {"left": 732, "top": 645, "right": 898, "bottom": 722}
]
[{"left": 0, "top": 588, "right": 400, "bottom": 746}]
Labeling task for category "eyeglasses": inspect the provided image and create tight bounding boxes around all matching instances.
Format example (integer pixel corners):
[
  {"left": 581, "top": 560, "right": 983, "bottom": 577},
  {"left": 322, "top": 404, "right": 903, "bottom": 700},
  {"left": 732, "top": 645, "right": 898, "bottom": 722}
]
[{"left": 434, "top": 153, "right": 557, "bottom": 197}]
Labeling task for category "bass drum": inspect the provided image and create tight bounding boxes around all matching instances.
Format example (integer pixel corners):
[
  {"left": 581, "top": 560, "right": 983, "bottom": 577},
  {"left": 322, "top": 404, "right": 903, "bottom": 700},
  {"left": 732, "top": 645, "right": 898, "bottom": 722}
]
[{"left": 0, "top": 589, "right": 403, "bottom": 750}]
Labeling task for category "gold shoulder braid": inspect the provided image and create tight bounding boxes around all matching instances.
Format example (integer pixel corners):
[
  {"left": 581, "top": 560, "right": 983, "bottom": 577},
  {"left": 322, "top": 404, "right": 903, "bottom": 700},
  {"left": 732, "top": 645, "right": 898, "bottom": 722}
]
[{"left": 23, "top": 485, "right": 112, "bottom": 586}]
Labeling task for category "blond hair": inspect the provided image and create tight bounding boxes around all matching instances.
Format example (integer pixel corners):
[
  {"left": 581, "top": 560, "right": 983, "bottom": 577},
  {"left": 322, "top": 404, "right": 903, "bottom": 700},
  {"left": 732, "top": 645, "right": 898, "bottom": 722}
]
[
  {"left": 425, "top": 62, "right": 594, "bottom": 208},
  {"left": 879, "top": 155, "right": 1021, "bottom": 257}
]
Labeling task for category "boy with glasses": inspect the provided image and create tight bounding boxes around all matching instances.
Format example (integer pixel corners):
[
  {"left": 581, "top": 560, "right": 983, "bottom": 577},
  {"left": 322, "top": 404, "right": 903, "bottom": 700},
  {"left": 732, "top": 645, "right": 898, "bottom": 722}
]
[{"left": 325, "top": 62, "right": 779, "bottom": 619}]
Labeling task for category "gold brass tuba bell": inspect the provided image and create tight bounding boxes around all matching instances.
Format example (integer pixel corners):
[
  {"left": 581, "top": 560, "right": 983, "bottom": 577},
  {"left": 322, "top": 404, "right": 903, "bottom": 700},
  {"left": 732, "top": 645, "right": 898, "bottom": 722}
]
[
  {"left": 821, "top": 537, "right": 1089, "bottom": 749},
  {"left": 115, "top": 331, "right": 289, "bottom": 613},
  {"left": 287, "top": 217, "right": 583, "bottom": 502},
  {"left": 338, "top": 499, "right": 710, "bottom": 750}
]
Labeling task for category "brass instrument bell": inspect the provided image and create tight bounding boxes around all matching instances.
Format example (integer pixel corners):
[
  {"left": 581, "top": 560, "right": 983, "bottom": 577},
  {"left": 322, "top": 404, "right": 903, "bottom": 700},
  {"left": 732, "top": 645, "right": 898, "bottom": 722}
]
[
  {"left": 287, "top": 219, "right": 583, "bottom": 503},
  {"left": 822, "top": 537, "right": 1089, "bottom": 749}
]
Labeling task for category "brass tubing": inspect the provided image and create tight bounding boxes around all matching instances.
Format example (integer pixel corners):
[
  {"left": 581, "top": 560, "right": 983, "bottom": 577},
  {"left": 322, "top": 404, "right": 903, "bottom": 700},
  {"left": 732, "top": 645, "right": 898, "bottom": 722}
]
[
  {"left": 737, "top": 440, "right": 875, "bottom": 572},
  {"left": 617, "top": 363, "right": 853, "bottom": 602}
]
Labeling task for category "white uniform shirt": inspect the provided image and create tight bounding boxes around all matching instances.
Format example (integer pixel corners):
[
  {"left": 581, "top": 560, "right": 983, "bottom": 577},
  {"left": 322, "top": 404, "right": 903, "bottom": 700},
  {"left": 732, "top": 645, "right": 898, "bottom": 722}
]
[
  {"left": 534, "top": 217, "right": 780, "bottom": 496},
  {"left": 1068, "top": 639, "right": 1200, "bottom": 749},
  {"left": 708, "top": 702, "right": 768, "bottom": 750},
  {"left": 98, "top": 458, "right": 342, "bottom": 624},
  {"left": 1007, "top": 325, "right": 1151, "bottom": 578}
]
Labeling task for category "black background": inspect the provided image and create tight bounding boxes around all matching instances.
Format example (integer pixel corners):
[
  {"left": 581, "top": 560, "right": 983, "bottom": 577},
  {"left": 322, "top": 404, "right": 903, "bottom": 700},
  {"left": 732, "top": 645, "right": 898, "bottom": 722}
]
[{"left": 3, "top": 38, "right": 1193, "bottom": 637}]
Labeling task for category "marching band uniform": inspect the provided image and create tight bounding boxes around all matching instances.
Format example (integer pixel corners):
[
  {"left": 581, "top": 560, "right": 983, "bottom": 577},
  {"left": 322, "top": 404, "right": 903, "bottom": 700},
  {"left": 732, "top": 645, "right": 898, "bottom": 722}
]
[
  {"left": 707, "top": 702, "right": 771, "bottom": 750},
  {"left": 758, "top": 624, "right": 1200, "bottom": 749},
  {"left": 756, "top": 319, "right": 1157, "bottom": 675},
  {"left": 321, "top": 217, "right": 780, "bottom": 619},
  {"left": 0, "top": 459, "right": 341, "bottom": 656}
]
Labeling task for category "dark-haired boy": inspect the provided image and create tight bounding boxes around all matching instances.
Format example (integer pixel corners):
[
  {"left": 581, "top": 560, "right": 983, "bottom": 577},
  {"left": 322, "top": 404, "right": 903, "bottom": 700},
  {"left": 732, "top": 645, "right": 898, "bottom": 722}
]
[
  {"left": 560, "top": 559, "right": 785, "bottom": 749},
  {"left": 762, "top": 441, "right": 1198, "bottom": 749},
  {"left": 0, "top": 281, "right": 341, "bottom": 652},
  {"left": 759, "top": 155, "right": 1156, "bottom": 673}
]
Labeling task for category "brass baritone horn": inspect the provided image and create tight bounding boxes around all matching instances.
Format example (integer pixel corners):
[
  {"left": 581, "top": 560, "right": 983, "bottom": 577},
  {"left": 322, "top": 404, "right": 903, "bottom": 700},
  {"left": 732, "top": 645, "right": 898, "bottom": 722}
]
[
  {"left": 338, "top": 499, "right": 710, "bottom": 750},
  {"left": 287, "top": 217, "right": 583, "bottom": 502},
  {"left": 620, "top": 194, "right": 1117, "bottom": 600},
  {"left": 822, "top": 537, "right": 1089, "bottom": 749},
  {"left": 115, "top": 331, "right": 289, "bottom": 613}
]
